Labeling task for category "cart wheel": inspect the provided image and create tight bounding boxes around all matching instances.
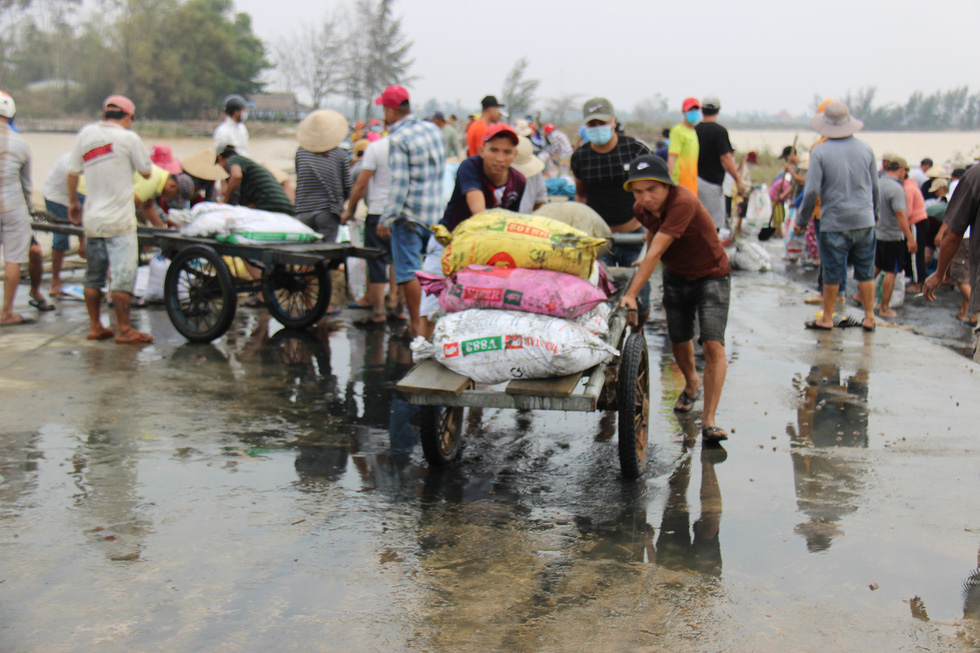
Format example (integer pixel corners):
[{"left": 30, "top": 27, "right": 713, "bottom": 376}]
[
  {"left": 164, "top": 245, "right": 236, "bottom": 343},
  {"left": 419, "top": 406, "right": 465, "bottom": 467},
  {"left": 617, "top": 332, "right": 650, "bottom": 479},
  {"left": 263, "top": 262, "right": 331, "bottom": 329}
]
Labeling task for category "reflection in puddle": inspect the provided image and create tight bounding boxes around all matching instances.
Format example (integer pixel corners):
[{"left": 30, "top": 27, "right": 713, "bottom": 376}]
[{"left": 789, "top": 364, "right": 870, "bottom": 552}]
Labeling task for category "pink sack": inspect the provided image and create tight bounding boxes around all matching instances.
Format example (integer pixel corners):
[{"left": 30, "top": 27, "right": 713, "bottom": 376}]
[{"left": 417, "top": 265, "right": 610, "bottom": 319}]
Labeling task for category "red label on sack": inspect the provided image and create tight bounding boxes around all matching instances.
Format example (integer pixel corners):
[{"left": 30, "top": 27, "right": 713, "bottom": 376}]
[
  {"left": 505, "top": 335, "right": 523, "bottom": 349},
  {"left": 505, "top": 223, "right": 550, "bottom": 239},
  {"left": 443, "top": 342, "right": 460, "bottom": 358},
  {"left": 462, "top": 286, "right": 503, "bottom": 302},
  {"left": 486, "top": 252, "right": 517, "bottom": 268}
]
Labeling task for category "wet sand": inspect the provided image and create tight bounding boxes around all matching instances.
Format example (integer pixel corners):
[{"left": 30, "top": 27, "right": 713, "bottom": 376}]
[{"left": 1, "top": 249, "right": 979, "bottom": 651}]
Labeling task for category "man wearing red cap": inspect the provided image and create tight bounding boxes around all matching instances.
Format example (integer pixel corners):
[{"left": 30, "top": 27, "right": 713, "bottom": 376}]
[
  {"left": 67, "top": 95, "right": 155, "bottom": 344},
  {"left": 375, "top": 84, "right": 446, "bottom": 340},
  {"left": 668, "top": 98, "right": 701, "bottom": 194}
]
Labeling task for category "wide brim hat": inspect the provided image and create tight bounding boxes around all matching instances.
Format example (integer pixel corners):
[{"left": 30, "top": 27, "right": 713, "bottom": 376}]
[
  {"left": 623, "top": 154, "right": 674, "bottom": 191},
  {"left": 182, "top": 150, "right": 229, "bottom": 181},
  {"left": 926, "top": 166, "right": 949, "bottom": 179},
  {"left": 929, "top": 177, "right": 949, "bottom": 193},
  {"left": 512, "top": 136, "right": 545, "bottom": 178},
  {"left": 296, "top": 109, "right": 349, "bottom": 153},
  {"left": 513, "top": 118, "right": 533, "bottom": 137},
  {"left": 811, "top": 101, "right": 863, "bottom": 138}
]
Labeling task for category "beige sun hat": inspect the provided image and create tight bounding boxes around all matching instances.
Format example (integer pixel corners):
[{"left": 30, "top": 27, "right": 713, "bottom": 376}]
[
  {"left": 182, "top": 150, "right": 229, "bottom": 181},
  {"left": 926, "top": 165, "right": 949, "bottom": 179},
  {"left": 811, "top": 101, "right": 863, "bottom": 138},
  {"left": 296, "top": 109, "right": 349, "bottom": 153},
  {"left": 513, "top": 118, "right": 533, "bottom": 137},
  {"left": 511, "top": 136, "right": 545, "bottom": 178},
  {"left": 929, "top": 177, "right": 949, "bottom": 193}
]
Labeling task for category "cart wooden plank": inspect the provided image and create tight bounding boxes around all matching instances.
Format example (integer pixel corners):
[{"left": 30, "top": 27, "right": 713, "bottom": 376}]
[
  {"left": 505, "top": 372, "right": 583, "bottom": 398},
  {"left": 396, "top": 359, "right": 472, "bottom": 396}
]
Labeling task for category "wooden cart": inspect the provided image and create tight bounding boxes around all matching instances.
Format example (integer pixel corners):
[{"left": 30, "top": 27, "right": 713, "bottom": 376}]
[
  {"left": 396, "top": 269, "right": 650, "bottom": 479},
  {"left": 33, "top": 219, "right": 382, "bottom": 343}
]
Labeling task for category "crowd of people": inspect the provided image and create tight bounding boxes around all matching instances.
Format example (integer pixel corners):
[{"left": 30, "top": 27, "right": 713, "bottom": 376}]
[{"left": 3, "top": 84, "right": 980, "bottom": 448}]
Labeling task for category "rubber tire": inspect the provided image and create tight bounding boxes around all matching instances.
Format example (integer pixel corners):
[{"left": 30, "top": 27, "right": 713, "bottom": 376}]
[
  {"left": 164, "top": 245, "right": 237, "bottom": 343},
  {"left": 419, "top": 405, "right": 465, "bottom": 467},
  {"left": 617, "top": 332, "right": 650, "bottom": 479},
  {"left": 263, "top": 262, "right": 331, "bottom": 329}
]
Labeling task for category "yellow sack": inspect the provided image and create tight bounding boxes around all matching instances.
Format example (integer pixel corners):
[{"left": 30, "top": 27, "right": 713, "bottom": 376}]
[{"left": 434, "top": 209, "right": 605, "bottom": 280}]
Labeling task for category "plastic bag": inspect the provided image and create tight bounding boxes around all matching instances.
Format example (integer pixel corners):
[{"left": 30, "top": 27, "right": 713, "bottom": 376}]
[
  {"left": 434, "top": 209, "right": 605, "bottom": 279},
  {"left": 875, "top": 272, "right": 906, "bottom": 308},
  {"left": 144, "top": 253, "right": 169, "bottom": 302},
  {"left": 731, "top": 242, "right": 772, "bottom": 271},
  {"left": 745, "top": 185, "right": 772, "bottom": 227},
  {"left": 416, "top": 265, "right": 609, "bottom": 319},
  {"left": 412, "top": 309, "right": 618, "bottom": 384}
]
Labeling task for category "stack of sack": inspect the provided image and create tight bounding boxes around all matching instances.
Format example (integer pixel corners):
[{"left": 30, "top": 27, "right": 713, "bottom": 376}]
[{"left": 412, "top": 209, "right": 620, "bottom": 384}]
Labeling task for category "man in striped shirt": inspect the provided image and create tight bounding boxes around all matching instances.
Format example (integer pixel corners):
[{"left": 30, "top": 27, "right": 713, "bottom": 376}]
[
  {"left": 215, "top": 146, "right": 294, "bottom": 215},
  {"left": 376, "top": 85, "right": 446, "bottom": 340}
]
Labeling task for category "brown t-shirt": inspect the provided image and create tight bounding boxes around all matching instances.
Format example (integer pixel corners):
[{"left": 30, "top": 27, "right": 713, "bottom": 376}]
[{"left": 634, "top": 185, "right": 731, "bottom": 280}]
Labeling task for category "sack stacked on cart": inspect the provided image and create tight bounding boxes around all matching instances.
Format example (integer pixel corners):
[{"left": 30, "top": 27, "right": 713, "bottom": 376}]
[
  {"left": 181, "top": 203, "right": 322, "bottom": 244},
  {"left": 416, "top": 265, "right": 609, "bottom": 319},
  {"left": 412, "top": 309, "right": 618, "bottom": 385},
  {"left": 432, "top": 209, "right": 605, "bottom": 279}
]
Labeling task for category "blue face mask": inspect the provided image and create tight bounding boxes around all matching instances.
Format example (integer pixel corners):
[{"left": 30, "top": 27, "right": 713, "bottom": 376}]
[
  {"left": 685, "top": 110, "right": 702, "bottom": 125},
  {"left": 585, "top": 124, "right": 613, "bottom": 145}
]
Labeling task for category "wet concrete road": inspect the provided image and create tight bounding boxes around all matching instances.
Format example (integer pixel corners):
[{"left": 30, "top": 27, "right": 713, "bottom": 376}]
[{"left": 1, "top": 262, "right": 979, "bottom": 652}]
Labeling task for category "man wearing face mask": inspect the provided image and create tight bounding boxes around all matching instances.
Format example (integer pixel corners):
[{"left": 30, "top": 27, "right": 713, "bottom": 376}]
[
  {"left": 214, "top": 94, "right": 250, "bottom": 157},
  {"left": 668, "top": 97, "right": 701, "bottom": 195},
  {"left": 570, "top": 96, "right": 653, "bottom": 322}
]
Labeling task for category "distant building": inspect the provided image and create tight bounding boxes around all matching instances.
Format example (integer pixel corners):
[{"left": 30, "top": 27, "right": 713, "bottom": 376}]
[
  {"left": 247, "top": 93, "right": 312, "bottom": 121},
  {"left": 25, "top": 78, "right": 81, "bottom": 91}
]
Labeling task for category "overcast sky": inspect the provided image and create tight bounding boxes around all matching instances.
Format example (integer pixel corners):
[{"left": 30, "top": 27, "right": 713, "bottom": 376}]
[{"left": 233, "top": 0, "right": 980, "bottom": 118}]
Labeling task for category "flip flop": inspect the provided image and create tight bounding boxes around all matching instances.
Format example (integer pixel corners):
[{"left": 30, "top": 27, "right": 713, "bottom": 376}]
[
  {"left": 673, "top": 387, "right": 703, "bottom": 413},
  {"left": 29, "top": 299, "right": 56, "bottom": 312},
  {"left": 702, "top": 426, "right": 729, "bottom": 442},
  {"left": 347, "top": 301, "right": 370, "bottom": 310},
  {"left": 115, "top": 331, "right": 154, "bottom": 344},
  {"left": 804, "top": 320, "right": 833, "bottom": 331},
  {"left": 0, "top": 317, "right": 35, "bottom": 327},
  {"left": 86, "top": 329, "right": 115, "bottom": 341},
  {"left": 49, "top": 290, "right": 68, "bottom": 298},
  {"left": 353, "top": 316, "right": 387, "bottom": 329},
  {"left": 862, "top": 321, "right": 876, "bottom": 332}
]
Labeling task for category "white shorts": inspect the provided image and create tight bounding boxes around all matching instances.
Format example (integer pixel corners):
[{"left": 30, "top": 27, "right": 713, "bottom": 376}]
[{"left": 0, "top": 208, "right": 31, "bottom": 264}]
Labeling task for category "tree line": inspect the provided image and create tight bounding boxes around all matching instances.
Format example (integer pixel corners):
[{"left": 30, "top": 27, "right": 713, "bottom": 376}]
[{"left": 811, "top": 86, "right": 980, "bottom": 131}]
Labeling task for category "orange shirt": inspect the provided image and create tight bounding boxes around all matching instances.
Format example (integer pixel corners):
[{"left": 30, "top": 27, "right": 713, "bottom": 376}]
[{"left": 467, "top": 119, "right": 488, "bottom": 156}]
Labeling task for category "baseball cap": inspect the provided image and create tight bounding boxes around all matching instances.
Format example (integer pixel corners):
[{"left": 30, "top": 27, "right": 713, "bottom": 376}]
[
  {"left": 375, "top": 85, "right": 410, "bottom": 109},
  {"left": 0, "top": 90, "right": 15, "bottom": 119},
  {"left": 103, "top": 94, "right": 136, "bottom": 116},
  {"left": 481, "top": 95, "right": 504, "bottom": 110},
  {"left": 682, "top": 97, "right": 700, "bottom": 112},
  {"left": 624, "top": 155, "right": 674, "bottom": 191},
  {"left": 887, "top": 156, "right": 908, "bottom": 170},
  {"left": 429, "top": 111, "right": 445, "bottom": 121},
  {"left": 702, "top": 95, "right": 721, "bottom": 111},
  {"left": 582, "top": 97, "right": 613, "bottom": 122},
  {"left": 929, "top": 177, "right": 949, "bottom": 193},
  {"left": 746, "top": 151, "right": 759, "bottom": 164},
  {"left": 881, "top": 151, "right": 900, "bottom": 163},
  {"left": 483, "top": 123, "right": 519, "bottom": 145}
]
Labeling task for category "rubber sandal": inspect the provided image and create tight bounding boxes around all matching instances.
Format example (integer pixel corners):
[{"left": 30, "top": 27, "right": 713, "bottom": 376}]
[
  {"left": 29, "top": 299, "right": 56, "bottom": 312},
  {"left": 804, "top": 320, "right": 833, "bottom": 331},
  {"left": 115, "top": 331, "right": 154, "bottom": 344},
  {"left": 0, "top": 317, "right": 35, "bottom": 327},
  {"left": 702, "top": 426, "right": 729, "bottom": 442},
  {"left": 862, "top": 322, "right": 876, "bottom": 332},
  {"left": 86, "top": 329, "right": 115, "bottom": 341},
  {"left": 673, "top": 387, "right": 703, "bottom": 413},
  {"left": 347, "top": 301, "right": 370, "bottom": 310},
  {"left": 354, "top": 316, "right": 387, "bottom": 329}
]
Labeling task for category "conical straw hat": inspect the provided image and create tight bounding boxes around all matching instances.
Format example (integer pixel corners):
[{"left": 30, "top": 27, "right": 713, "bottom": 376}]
[
  {"left": 296, "top": 109, "right": 349, "bottom": 153},
  {"left": 182, "top": 150, "right": 229, "bottom": 181}
]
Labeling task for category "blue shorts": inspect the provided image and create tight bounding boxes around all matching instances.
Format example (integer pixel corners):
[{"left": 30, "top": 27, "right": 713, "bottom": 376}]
[
  {"left": 45, "top": 199, "right": 71, "bottom": 251},
  {"left": 390, "top": 219, "right": 429, "bottom": 284},
  {"left": 85, "top": 231, "right": 139, "bottom": 294},
  {"left": 819, "top": 227, "right": 875, "bottom": 284},
  {"left": 600, "top": 229, "right": 650, "bottom": 314}
]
